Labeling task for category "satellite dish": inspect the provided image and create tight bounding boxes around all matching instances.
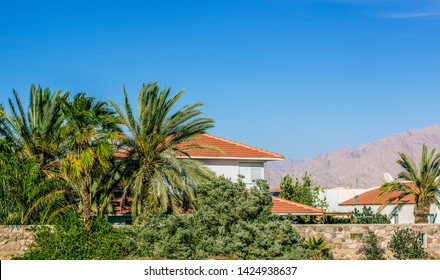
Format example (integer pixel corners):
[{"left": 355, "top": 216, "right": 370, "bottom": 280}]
[{"left": 384, "top": 172, "right": 393, "bottom": 183}]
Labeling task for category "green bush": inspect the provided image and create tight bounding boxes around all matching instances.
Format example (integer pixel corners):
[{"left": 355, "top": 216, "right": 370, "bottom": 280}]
[
  {"left": 305, "top": 236, "right": 333, "bottom": 260},
  {"left": 358, "top": 230, "right": 386, "bottom": 260},
  {"left": 388, "top": 228, "right": 428, "bottom": 260},
  {"left": 352, "top": 206, "right": 390, "bottom": 224},
  {"left": 123, "top": 176, "right": 319, "bottom": 260},
  {"left": 0, "top": 139, "right": 72, "bottom": 225},
  {"left": 16, "top": 214, "right": 128, "bottom": 260}
]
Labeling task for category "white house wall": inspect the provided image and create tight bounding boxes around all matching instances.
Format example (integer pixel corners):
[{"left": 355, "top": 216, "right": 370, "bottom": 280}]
[
  {"left": 196, "top": 159, "right": 264, "bottom": 187},
  {"left": 320, "top": 188, "right": 371, "bottom": 212}
]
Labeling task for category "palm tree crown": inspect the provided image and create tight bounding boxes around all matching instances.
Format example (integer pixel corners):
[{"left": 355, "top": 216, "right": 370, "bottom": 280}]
[
  {"left": 379, "top": 144, "right": 440, "bottom": 223},
  {"left": 111, "top": 82, "right": 215, "bottom": 217},
  {"left": 0, "top": 84, "right": 69, "bottom": 170}
]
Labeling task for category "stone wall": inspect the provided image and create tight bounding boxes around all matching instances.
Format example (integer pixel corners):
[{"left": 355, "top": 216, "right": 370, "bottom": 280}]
[
  {"left": 0, "top": 226, "right": 35, "bottom": 260},
  {"left": 2, "top": 224, "right": 440, "bottom": 260},
  {"left": 294, "top": 224, "right": 440, "bottom": 260}
]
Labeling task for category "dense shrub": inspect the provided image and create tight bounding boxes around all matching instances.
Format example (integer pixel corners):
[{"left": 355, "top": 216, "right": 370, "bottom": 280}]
[
  {"left": 358, "top": 230, "right": 386, "bottom": 260},
  {"left": 388, "top": 228, "right": 428, "bottom": 259},
  {"left": 352, "top": 206, "right": 390, "bottom": 224},
  {"left": 0, "top": 139, "right": 72, "bottom": 225},
  {"left": 123, "top": 176, "right": 320, "bottom": 260},
  {"left": 16, "top": 214, "right": 128, "bottom": 260}
]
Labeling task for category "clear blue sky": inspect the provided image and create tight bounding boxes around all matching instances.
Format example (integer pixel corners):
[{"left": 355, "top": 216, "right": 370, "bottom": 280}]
[{"left": 1, "top": 0, "right": 440, "bottom": 159}]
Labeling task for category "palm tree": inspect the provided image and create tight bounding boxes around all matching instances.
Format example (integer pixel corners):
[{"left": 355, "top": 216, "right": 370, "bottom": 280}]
[
  {"left": 0, "top": 84, "right": 69, "bottom": 173},
  {"left": 378, "top": 144, "right": 440, "bottom": 223},
  {"left": 60, "top": 93, "right": 124, "bottom": 228},
  {"left": 110, "top": 82, "right": 215, "bottom": 217}
]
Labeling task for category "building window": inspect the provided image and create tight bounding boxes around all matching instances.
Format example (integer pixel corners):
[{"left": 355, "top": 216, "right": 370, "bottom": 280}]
[
  {"left": 428, "top": 214, "right": 436, "bottom": 224},
  {"left": 250, "top": 166, "right": 261, "bottom": 181},
  {"left": 238, "top": 162, "right": 263, "bottom": 185}
]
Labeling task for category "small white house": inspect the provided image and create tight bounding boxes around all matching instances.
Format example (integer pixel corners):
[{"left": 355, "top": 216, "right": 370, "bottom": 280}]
[
  {"left": 338, "top": 183, "right": 440, "bottom": 224},
  {"left": 320, "top": 187, "right": 371, "bottom": 212},
  {"left": 178, "top": 134, "right": 284, "bottom": 187}
]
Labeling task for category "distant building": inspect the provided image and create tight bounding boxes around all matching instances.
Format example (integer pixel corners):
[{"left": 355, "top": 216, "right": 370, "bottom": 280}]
[
  {"left": 320, "top": 187, "right": 371, "bottom": 212},
  {"left": 338, "top": 183, "right": 440, "bottom": 224}
]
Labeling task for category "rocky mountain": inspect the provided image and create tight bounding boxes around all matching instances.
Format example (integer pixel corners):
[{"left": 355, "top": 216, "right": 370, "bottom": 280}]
[{"left": 265, "top": 124, "right": 440, "bottom": 189}]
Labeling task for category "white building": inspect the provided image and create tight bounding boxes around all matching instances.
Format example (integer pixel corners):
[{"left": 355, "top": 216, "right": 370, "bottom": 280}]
[
  {"left": 320, "top": 187, "right": 371, "bottom": 212},
  {"left": 338, "top": 183, "right": 440, "bottom": 224},
  {"left": 178, "top": 134, "right": 284, "bottom": 187}
]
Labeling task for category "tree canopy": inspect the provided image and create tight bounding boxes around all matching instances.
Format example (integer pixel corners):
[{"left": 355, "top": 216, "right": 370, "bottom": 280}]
[{"left": 279, "top": 173, "right": 328, "bottom": 210}]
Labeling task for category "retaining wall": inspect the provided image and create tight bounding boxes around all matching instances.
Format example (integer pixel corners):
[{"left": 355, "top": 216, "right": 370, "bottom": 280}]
[
  {"left": 294, "top": 224, "right": 440, "bottom": 260},
  {"left": 2, "top": 224, "right": 439, "bottom": 260},
  {"left": 0, "top": 225, "right": 35, "bottom": 260}
]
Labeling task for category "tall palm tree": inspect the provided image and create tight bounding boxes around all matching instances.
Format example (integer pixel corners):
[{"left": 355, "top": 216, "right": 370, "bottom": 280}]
[
  {"left": 378, "top": 144, "right": 440, "bottom": 223},
  {"left": 60, "top": 93, "right": 124, "bottom": 228},
  {"left": 0, "top": 84, "right": 69, "bottom": 173},
  {"left": 110, "top": 82, "right": 215, "bottom": 217}
]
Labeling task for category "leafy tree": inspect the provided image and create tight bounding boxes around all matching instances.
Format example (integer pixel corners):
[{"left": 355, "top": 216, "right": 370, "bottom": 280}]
[
  {"left": 280, "top": 173, "right": 328, "bottom": 210},
  {"left": 378, "top": 144, "right": 440, "bottom": 223},
  {"left": 60, "top": 93, "right": 124, "bottom": 229},
  {"left": 124, "top": 176, "right": 318, "bottom": 260},
  {"left": 110, "top": 82, "right": 215, "bottom": 217},
  {"left": 0, "top": 85, "right": 69, "bottom": 173},
  {"left": 352, "top": 206, "right": 390, "bottom": 224},
  {"left": 358, "top": 230, "right": 386, "bottom": 260},
  {"left": 388, "top": 228, "right": 428, "bottom": 259}
]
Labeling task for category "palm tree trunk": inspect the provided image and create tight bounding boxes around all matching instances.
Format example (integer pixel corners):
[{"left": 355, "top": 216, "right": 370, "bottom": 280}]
[
  {"left": 413, "top": 200, "right": 430, "bottom": 223},
  {"left": 81, "top": 184, "right": 91, "bottom": 229}
]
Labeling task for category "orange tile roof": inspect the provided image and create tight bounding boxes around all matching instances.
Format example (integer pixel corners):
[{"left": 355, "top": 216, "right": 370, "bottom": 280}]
[
  {"left": 112, "top": 195, "right": 324, "bottom": 215},
  {"left": 339, "top": 182, "right": 416, "bottom": 205},
  {"left": 178, "top": 134, "right": 284, "bottom": 159},
  {"left": 271, "top": 196, "right": 324, "bottom": 215}
]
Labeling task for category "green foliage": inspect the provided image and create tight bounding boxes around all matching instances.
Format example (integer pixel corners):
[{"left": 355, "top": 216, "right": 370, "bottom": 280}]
[
  {"left": 0, "top": 139, "right": 73, "bottom": 224},
  {"left": 379, "top": 144, "right": 440, "bottom": 223},
  {"left": 358, "top": 230, "right": 386, "bottom": 260},
  {"left": 320, "top": 216, "right": 351, "bottom": 224},
  {"left": 60, "top": 93, "right": 124, "bottom": 228},
  {"left": 110, "top": 82, "right": 215, "bottom": 216},
  {"left": 352, "top": 206, "right": 390, "bottom": 224},
  {"left": 388, "top": 228, "right": 428, "bottom": 259},
  {"left": 123, "top": 176, "right": 318, "bottom": 260},
  {"left": 280, "top": 173, "right": 328, "bottom": 210},
  {"left": 305, "top": 236, "right": 333, "bottom": 259},
  {"left": 16, "top": 214, "right": 128, "bottom": 260},
  {"left": 0, "top": 85, "right": 69, "bottom": 170}
]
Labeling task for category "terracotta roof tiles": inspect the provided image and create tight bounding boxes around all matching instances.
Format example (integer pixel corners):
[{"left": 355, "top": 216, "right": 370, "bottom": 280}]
[
  {"left": 177, "top": 134, "right": 284, "bottom": 159},
  {"left": 271, "top": 196, "right": 324, "bottom": 215},
  {"left": 339, "top": 182, "right": 416, "bottom": 205}
]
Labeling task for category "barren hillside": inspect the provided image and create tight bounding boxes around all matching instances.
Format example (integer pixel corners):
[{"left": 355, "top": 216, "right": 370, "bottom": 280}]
[{"left": 265, "top": 124, "right": 440, "bottom": 189}]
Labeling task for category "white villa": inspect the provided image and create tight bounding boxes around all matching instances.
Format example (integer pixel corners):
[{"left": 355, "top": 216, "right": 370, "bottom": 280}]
[{"left": 178, "top": 133, "right": 284, "bottom": 187}]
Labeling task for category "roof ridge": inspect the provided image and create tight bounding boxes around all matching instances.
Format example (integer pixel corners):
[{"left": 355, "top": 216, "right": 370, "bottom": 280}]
[{"left": 203, "top": 133, "right": 284, "bottom": 159}]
